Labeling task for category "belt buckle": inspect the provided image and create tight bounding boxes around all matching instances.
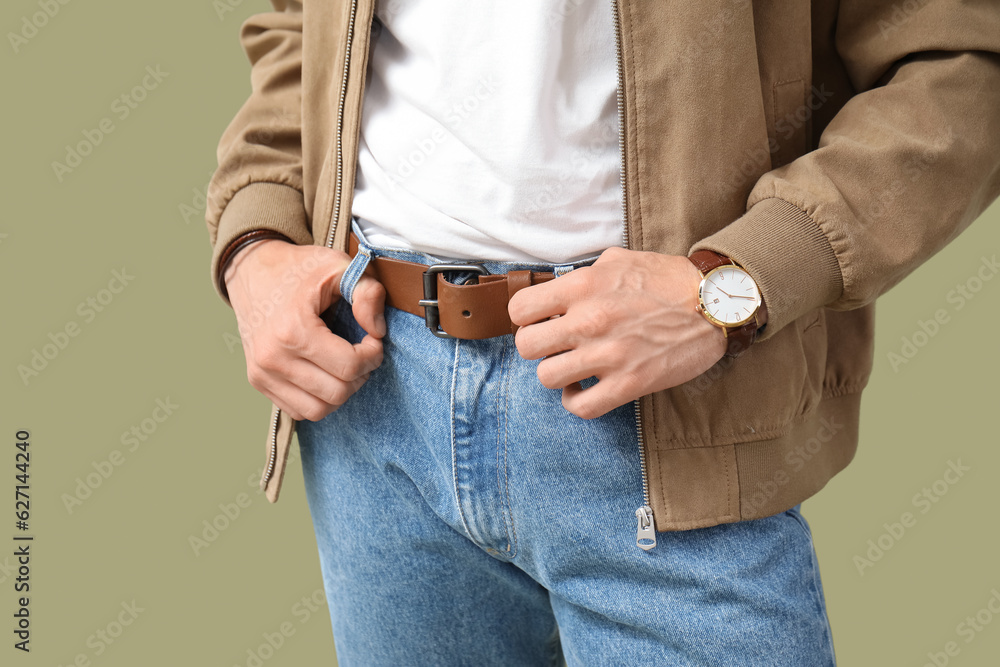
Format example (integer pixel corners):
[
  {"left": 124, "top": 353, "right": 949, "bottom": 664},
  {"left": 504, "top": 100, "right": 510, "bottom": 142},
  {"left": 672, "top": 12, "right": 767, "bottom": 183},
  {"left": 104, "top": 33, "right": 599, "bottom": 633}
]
[{"left": 418, "top": 263, "right": 488, "bottom": 338}]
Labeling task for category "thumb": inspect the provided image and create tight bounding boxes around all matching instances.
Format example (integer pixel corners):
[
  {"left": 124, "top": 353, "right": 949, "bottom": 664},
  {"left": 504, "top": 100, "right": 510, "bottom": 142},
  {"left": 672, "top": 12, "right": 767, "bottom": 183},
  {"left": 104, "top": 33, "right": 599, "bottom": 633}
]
[
  {"left": 351, "top": 273, "right": 387, "bottom": 338},
  {"left": 313, "top": 250, "right": 355, "bottom": 315}
]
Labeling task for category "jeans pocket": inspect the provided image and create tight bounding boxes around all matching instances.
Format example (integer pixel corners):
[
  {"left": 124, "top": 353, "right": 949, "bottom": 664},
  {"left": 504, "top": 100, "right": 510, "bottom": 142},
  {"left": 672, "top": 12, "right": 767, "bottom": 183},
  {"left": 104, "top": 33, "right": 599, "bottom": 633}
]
[
  {"left": 782, "top": 502, "right": 811, "bottom": 539},
  {"left": 319, "top": 298, "right": 365, "bottom": 345}
]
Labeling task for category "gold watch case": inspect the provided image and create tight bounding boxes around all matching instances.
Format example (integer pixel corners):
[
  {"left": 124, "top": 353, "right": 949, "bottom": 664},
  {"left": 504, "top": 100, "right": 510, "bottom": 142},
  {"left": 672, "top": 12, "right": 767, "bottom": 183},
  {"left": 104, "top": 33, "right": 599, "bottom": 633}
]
[{"left": 696, "top": 264, "right": 762, "bottom": 329}]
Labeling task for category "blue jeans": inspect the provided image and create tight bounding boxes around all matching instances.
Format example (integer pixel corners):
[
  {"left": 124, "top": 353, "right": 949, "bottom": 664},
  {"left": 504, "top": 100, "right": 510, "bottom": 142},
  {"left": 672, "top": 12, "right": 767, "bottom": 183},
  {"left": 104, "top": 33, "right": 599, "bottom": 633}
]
[{"left": 296, "top": 228, "right": 836, "bottom": 666}]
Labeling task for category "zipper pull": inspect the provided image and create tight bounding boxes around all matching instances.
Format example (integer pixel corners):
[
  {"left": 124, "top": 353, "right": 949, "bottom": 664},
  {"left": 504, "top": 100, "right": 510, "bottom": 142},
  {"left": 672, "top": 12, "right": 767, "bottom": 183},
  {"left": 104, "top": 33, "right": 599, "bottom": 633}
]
[{"left": 635, "top": 505, "right": 656, "bottom": 551}]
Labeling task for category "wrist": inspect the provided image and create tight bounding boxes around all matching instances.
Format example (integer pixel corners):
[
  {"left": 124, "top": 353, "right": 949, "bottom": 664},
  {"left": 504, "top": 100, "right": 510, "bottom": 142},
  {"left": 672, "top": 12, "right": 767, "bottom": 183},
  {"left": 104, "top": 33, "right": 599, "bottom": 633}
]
[
  {"left": 218, "top": 230, "right": 293, "bottom": 303},
  {"left": 688, "top": 250, "right": 766, "bottom": 357}
]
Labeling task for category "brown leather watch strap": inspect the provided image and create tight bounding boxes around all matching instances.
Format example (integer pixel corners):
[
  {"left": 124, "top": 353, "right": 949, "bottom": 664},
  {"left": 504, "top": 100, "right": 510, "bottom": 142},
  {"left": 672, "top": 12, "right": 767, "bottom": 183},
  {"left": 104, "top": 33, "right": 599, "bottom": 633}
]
[
  {"left": 349, "top": 235, "right": 555, "bottom": 339},
  {"left": 688, "top": 249, "right": 730, "bottom": 275},
  {"left": 688, "top": 250, "right": 767, "bottom": 357}
]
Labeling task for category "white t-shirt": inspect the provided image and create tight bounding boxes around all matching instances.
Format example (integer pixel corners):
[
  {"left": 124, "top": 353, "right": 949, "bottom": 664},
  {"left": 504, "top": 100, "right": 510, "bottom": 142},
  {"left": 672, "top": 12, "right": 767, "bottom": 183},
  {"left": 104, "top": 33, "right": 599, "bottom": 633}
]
[{"left": 350, "top": 0, "right": 622, "bottom": 263}]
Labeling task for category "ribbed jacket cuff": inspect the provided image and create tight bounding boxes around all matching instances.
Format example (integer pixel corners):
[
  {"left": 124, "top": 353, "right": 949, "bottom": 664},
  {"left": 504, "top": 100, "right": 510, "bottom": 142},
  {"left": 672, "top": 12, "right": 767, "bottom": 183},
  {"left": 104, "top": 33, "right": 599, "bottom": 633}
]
[
  {"left": 691, "top": 197, "right": 843, "bottom": 339},
  {"left": 209, "top": 182, "right": 314, "bottom": 306}
]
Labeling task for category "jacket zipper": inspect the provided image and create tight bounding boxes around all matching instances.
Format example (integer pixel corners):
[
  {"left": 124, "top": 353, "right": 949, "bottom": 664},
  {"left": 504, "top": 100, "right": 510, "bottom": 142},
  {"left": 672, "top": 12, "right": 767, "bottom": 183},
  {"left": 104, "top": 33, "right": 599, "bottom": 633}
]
[
  {"left": 262, "top": 3, "right": 656, "bottom": 536},
  {"left": 262, "top": 0, "right": 361, "bottom": 491},
  {"left": 261, "top": 407, "right": 280, "bottom": 488},
  {"left": 325, "top": 0, "right": 361, "bottom": 250},
  {"left": 610, "top": 0, "right": 655, "bottom": 551}
]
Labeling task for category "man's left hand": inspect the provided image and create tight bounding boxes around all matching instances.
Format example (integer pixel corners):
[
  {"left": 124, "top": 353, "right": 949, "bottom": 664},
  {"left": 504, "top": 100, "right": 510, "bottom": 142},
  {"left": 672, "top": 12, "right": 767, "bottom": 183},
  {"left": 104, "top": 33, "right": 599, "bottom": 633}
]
[{"left": 509, "top": 247, "right": 727, "bottom": 419}]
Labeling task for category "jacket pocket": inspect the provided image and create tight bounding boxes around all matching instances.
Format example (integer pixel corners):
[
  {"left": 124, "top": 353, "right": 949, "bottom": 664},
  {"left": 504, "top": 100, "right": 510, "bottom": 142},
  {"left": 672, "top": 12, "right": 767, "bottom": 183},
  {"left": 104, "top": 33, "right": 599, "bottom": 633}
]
[
  {"left": 647, "top": 309, "right": 827, "bottom": 449},
  {"left": 771, "top": 78, "right": 809, "bottom": 169}
]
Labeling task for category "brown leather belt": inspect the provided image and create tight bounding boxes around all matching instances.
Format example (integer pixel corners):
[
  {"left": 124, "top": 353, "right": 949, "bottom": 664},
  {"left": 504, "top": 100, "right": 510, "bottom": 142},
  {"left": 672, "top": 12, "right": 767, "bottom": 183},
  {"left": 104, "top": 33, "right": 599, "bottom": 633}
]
[{"left": 349, "top": 234, "right": 556, "bottom": 339}]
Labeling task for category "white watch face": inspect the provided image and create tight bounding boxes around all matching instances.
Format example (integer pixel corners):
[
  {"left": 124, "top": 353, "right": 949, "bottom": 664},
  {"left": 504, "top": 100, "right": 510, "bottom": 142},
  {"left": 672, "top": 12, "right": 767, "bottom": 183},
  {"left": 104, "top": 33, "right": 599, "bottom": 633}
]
[{"left": 698, "top": 266, "right": 761, "bottom": 327}]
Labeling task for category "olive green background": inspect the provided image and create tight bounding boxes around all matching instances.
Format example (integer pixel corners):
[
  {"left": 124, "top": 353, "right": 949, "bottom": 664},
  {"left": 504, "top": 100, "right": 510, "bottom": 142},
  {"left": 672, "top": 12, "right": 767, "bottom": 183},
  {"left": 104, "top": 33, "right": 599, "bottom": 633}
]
[{"left": 1, "top": 2, "right": 998, "bottom": 665}]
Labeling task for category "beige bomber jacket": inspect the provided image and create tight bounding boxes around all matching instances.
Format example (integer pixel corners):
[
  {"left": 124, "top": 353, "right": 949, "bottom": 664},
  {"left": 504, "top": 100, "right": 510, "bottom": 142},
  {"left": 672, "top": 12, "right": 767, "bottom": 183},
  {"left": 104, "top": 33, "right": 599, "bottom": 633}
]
[{"left": 206, "top": 0, "right": 1000, "bottom": 537}]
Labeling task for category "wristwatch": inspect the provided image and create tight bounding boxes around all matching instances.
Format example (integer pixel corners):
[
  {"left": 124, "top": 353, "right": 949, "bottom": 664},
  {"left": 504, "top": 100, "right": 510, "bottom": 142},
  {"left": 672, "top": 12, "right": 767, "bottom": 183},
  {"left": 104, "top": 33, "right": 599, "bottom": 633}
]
[{"left": 688, "top": 250, "right": 768, "bottom": 357}]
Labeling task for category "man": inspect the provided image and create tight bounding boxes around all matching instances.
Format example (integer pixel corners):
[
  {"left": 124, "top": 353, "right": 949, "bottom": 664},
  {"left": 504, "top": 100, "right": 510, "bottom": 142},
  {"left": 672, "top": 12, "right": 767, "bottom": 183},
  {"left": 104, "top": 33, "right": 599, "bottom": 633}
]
[{"left": 206, "top": 1, "right": 1000, "bottom": 664}]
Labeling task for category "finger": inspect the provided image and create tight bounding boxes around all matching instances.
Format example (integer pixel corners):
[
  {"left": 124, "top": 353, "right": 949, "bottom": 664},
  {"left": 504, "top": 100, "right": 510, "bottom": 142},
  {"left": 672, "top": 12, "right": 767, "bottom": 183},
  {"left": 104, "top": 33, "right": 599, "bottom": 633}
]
[
  {"left": 536, "top": 350, "right": 600, "bottom": 390},
  {"left": 561, "top": 376, "right": 632, "bottom": 421},
  {"left": 508, "top": 273, "right": 578, "bottom": 326},
  {"left": 515, "top": 315, "right": 576, "bottom": 360},
  {"left": 281, "top": 357, "right": 372, "bottom": 410},
  {"left": 352, "top": 274, "right": 387, "bottom": 338},
  {"left": 307, "top": 329, "right": 383, "bottom": 382},
  {"left": 314, "top": 251, "right": 354, "bottom": 312},
  {"left": 257, "top": 378, "right": 334, "bottom": 423}
]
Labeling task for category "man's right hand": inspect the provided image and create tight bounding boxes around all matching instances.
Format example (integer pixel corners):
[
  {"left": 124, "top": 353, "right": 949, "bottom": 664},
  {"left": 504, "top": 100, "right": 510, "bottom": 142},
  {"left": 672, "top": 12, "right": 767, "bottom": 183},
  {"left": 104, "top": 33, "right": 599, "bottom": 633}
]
[{"left": 223, "top": 239, "right": 386, "bottom": 422}]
